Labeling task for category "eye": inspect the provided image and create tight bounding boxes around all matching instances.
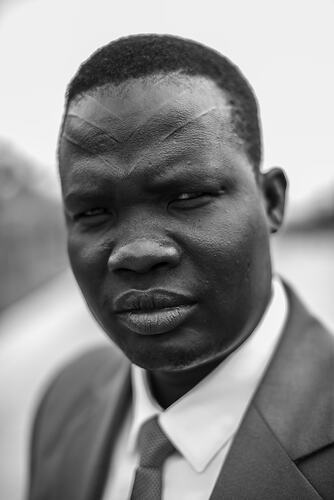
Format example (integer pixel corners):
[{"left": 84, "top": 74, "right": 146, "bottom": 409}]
[
  {"left": 73, "top": 207, "right": 112, "bottom": 226},
  {"left": 170, "top": 190, "right": 223, "bottom": 209},
  {"left": 80, "top": 208, "right": 106, "bottom": 217},
  {"left": 176, "top": 192, "right": 205, "bottom": 201}
]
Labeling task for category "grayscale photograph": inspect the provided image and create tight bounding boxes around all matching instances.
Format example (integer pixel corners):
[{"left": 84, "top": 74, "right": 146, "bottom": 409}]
[{"left": 1, "top": 1, "right": 333, "bottom": 499}]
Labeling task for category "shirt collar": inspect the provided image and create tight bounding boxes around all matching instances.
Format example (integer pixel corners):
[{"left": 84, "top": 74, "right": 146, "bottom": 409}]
[
  {"left": 128, "top": 363, "right": 161, "bottom": 452},
  {"left": 128, "top": 276, "right": 287, "bottom": 472}
]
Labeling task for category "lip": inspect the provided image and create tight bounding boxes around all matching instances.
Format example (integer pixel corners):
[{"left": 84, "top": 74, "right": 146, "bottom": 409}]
[{"left": 113, "top": 289, "right": 196, "bottom": 335}]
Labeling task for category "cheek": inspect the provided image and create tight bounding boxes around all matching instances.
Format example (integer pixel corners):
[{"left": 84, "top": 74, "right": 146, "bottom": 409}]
[
  {"left": 67, "top": 231, "right": 110, "bottom": 288},
  {"left": 185, "top": 202, "right": 269, "bottom": 283}
]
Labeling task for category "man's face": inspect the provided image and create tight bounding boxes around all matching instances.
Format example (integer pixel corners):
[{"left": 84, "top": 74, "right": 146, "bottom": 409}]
[{"left": 59, "top": 75, "right": 275, "bottom": 373}]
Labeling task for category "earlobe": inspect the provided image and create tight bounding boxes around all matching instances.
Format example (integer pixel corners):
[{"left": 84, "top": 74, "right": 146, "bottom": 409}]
[{"left": 261, "top": 168, "right": 288, "bottom": 234}]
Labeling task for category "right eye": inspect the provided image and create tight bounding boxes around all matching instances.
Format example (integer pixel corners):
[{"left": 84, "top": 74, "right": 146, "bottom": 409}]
[{"left": 79, "top": 208, "right": 107, "bottom": 218}]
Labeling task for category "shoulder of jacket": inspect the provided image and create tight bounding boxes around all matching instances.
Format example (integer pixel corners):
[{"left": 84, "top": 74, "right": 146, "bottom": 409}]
[{"left": 33, "top": 343, "right": 127, "bottom": 438}]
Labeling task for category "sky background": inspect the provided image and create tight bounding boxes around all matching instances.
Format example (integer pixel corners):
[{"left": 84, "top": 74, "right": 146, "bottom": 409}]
[{"left": 0, "top": 0, "right": 333, "bottom": 204}]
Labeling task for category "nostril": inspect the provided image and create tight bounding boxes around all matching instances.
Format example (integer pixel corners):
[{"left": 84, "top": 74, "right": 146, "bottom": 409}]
[
  {"left": 117, "top": 260, "right": 169, "bottom": 275},
  {"left": 107, "top": 239, "right": 181, "bottom": 274},
  {"left": 150, "top": 261, "right": 170, "bottom": 273},
  {"left": 109, "top": 254, "right": 172, "bottom": 274}
]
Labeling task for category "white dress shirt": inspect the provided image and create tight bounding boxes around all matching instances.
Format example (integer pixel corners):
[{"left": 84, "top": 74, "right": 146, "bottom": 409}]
[{"left": 102, "top": 277, "right": 288, "bottom": 500}]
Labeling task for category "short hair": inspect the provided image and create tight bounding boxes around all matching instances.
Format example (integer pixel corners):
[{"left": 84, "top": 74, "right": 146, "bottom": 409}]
[{"left": 64, "top": 34, "right": 262, "bottom": 170}]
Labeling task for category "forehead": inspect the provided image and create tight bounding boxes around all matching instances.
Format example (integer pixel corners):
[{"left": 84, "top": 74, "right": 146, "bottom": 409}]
[
  {"left": 70, "top": 73, "right": 231, "bottom": 120},
  {"left": 59, "top": 75, "right": 249, "bottom": 188},
  {"left": 62, "top": 74, "right": 239, "bottom": 150}
]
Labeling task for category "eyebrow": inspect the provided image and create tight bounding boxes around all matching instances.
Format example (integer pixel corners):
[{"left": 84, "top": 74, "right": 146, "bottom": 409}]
[
  {"left": 64, "top": 189, "right": 107, "bottom": 207},
  {"left": 63, "top": 165, "right": 213, "bottom": 208},
  {"left": 64, "top": 146, "right": 210, "bottom": 193},
  {"left": 135, "top": 147, "right": 224, "bottom": 193}
]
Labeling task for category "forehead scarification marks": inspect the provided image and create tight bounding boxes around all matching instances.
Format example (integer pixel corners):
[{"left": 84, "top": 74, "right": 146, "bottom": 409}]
[
  {"left": 65, "top": 114, "right": 120, "bottom": 144},
  {"left": 61, "top": 131, "right": 113, "bottom": 169},
  {"left": 126, "top": 106, "right": 219, "bottom": 176},
  {"left": 161, "top": 106, "right": 217, "bottom": 141},
  {"left": 69, "top": 94, "right": 124, "bottom": 127},
  {"left": 61, "top": 96, "right": 123, "bottom": 168},
  {"left": 121, "top": 87, "right": 193, "bottom": 143},
  {"left": 61, "top": 79, "right": 234, "bottom": 180},
  {"left": 63, "top": 95, "right": 122, "bottom": 147},
  {"left": 64, "top": 90, "right": 195, "bottom": 147}
]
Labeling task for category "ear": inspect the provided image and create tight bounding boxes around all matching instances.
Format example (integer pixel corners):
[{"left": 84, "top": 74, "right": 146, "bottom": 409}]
[{"left": 260, "top": 167, "right": 288, "bottom": 234}]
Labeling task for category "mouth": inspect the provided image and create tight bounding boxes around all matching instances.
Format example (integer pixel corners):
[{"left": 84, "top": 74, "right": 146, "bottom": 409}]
[{"left": 113, "top": 289, "right": 197, "bottom": 335}]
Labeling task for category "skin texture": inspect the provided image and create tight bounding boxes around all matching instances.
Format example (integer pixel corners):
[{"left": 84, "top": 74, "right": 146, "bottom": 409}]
[{"left": 59, "top": 75, "right": 287, "bottom": 408}]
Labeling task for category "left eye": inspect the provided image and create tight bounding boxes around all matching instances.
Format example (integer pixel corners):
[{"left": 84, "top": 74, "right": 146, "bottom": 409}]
[
  {"left": 175, "top": 192, "right": 205, "bottom": 201},
  {"left": 169, "top": 192, "right": 214, "bottom": 209}
]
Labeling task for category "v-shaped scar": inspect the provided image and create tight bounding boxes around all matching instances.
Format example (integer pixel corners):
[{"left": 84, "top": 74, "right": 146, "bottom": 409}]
[
  {"left": 66, "top": 88, "right": 215, "bottom": 145},
  {"left": 66, "top": 114, "right": 120, "bottom": 144},
  {"left": 68, "top": 95, "right": 124, "bottom": 127},
  {"left": 162, "top": 107, "right": 217, "bottom": 141},
  {"left": 62, "top": 132, "right": 113, "bottom": 168},
  {"left": 127, "top": 106, "right": 218, "bottom": 174}
]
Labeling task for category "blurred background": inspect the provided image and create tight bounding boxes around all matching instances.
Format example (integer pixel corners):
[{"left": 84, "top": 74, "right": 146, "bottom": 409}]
[{"left": 0, "top": 0, "right": 333, "bottom": 498}]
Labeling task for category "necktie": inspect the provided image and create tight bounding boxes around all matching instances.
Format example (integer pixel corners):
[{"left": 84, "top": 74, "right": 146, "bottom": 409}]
[{"left": 130, "top": 415, "right": 176, "bottom": 500}]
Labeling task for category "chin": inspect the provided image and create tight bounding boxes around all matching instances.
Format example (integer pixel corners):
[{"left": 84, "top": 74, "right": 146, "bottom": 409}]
[
  {"left": 106, "top": 321, "right": 232, "bottom": 372},
  {"left": 124, "top": 342, "right": 216, "bottom": 373},
  {"left": 128, "top": 352, "right": 189, "bottom": 372}
]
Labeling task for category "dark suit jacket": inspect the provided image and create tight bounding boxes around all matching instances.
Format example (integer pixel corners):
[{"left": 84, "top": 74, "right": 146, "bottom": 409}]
[{"left": 28, "top": 285, "right": 334, "bottom": 499}]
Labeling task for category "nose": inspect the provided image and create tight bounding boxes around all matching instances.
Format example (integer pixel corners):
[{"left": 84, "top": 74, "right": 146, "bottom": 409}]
[{"left": 107, "top": 238, "right": 181, "bottom": 274}]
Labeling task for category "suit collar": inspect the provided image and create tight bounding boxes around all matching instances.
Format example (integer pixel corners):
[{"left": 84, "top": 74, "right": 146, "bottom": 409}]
[
  {"left": 255, "top": 282, "right": 334, "bottom": 460},
  {"left": 55, "top": 350, "right": 131, "bottom": 500},
  {"left": 209, "top": 404, "right": 322, "bottom": 499},
  {"left": 210, "top": 282, "right": 334, "bottom": 499},
  {"left": 85, "top": 356, "right": 132, "bottom": 500}
]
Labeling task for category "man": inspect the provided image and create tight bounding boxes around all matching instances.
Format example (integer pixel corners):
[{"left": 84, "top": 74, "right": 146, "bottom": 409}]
[{"left": 28, "top": 35, "right": 334, "bottom": 499}]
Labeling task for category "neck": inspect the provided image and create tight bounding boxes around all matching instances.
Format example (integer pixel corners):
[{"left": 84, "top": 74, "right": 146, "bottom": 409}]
[{"left": 147, "top": 357, "right": 223, "bottom": 409}]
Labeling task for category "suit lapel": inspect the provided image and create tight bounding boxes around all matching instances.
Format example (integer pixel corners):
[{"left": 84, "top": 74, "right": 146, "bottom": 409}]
[
  {"left": 210, "top": 283, "right": 334, "bottom": 499},
  {"left": 209, "top": 405, "right": 321, "bottom": 499},
  {"left": 255, "top": 283, "right": 334, "bottom": 460},
  {"left": 57, "top": 353, "right": 131, "bottom": 500}
]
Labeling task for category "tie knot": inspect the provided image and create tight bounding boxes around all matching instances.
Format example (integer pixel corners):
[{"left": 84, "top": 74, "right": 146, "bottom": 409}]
[{"left": 138, "top": 416, "right": 175, "bottom": 468}]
